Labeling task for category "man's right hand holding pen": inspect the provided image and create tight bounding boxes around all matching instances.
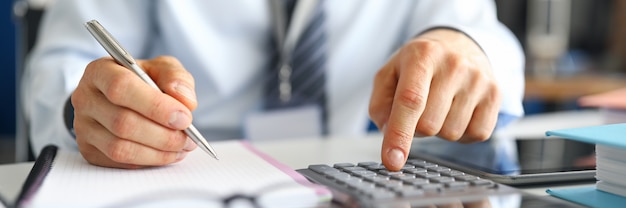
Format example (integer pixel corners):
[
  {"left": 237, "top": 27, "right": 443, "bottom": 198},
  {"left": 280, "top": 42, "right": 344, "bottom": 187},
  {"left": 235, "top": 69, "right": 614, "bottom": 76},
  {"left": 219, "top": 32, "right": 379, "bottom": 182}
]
[{"left": 72, "top": 56, "right": 199, "bottom": 169}]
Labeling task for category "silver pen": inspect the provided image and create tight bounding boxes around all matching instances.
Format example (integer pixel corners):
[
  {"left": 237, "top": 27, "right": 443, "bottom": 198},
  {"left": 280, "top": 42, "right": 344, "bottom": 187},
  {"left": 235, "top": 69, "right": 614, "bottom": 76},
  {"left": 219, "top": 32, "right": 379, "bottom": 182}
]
[{"left": 84, "top": 19, "right": 219, "bottom": 160}]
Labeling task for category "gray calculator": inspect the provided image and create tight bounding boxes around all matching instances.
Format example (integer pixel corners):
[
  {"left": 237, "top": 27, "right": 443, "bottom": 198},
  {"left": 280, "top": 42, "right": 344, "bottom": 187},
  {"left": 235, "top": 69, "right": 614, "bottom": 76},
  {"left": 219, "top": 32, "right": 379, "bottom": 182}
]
[{"left": 297, "top": 159, "right": 583, "bottom": 207}]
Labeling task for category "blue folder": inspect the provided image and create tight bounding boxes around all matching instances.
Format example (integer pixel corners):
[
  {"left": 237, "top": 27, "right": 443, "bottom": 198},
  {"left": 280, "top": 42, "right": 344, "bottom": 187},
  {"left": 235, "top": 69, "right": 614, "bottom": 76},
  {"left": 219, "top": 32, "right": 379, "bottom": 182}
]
[
  {"left": 545, "top": 123, "right": 626, "bottom": 149},
  {"left": 545, "top": 123, "right": 626, "bottom": 207},
  {"left": 546, "top": 186, "right": 626, "bottom": 208}
]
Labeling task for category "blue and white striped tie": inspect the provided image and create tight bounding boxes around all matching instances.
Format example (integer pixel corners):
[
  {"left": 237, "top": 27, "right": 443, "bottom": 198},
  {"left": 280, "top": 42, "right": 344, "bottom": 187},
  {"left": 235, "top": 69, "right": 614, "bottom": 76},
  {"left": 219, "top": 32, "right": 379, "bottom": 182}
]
[{"left": 266, "top": 0, "right": 328, "bottom": 131}]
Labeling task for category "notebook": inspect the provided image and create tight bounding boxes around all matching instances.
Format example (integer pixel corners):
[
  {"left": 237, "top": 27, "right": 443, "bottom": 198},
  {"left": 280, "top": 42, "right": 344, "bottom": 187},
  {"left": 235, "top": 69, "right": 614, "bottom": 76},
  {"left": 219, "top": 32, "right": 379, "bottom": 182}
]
[
  {"left": 16, "top": 141, "right": 331, "bottom": 208},
  {"left": 545, "top": 123, "right": 626, "bottom": 207}
]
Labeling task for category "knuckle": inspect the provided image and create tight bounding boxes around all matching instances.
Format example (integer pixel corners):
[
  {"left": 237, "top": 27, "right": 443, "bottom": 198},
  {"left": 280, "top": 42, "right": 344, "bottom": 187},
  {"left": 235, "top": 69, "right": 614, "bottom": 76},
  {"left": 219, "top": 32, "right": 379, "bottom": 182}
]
[
  {"left": 415, "top": 122, "right": 439, "bottom": 137},
  {"left": 157, "top": 152, "right": 176, "bottom": 166},
  {"left": 104, "top": 73, "right": 133, "bottom": 104},
  {"left": 463, "top": 70, "right": 487, "bottom": 94},
  {"left": 162, "top": 131, "right": 186, "bottom": 151},
  {"left": 445, "top": 54, "right": 467, "bottom": 74},
  {"left": 410, "top": 39, "right": 444, "bottom": 60},
  {"left": 153, "top": 55, "right": 184, "bottom": 70},
  {"left": 154, "top": 55, "right": 179, "bottom": 64},
  {"left": 107, "top": 139, "right": 136, "bottom": 163},
  {"left": 486, "top": 82, "right": 501, "bottom": 102},
  {"left": 396, "top": 87, "right": 427, "bottom": 109},
  {"left": 368, "top": 99, "right": 386, "bottom": 117},
  {"left": 110, "top": 111, "right": 137, "bottom": 138},
  {"left": 85, "top": 58, "right": 107, "bottom": 73},
  {"left": 148, "top": 97, "right": 167, "bottom": 119},
  {"left": 445, "top": 54, "right": 461, "bottom": 67},
  {"left": 465, "top": 127, "right": 492, "bottom": 142},
  {"left": 386, "top": 127, "right": 415, "bottom": 141},
  {"left": 73, "top": 118, "right": 86, "bottom": 136},
  {"left": 411, "top": 39, "right": 438, "bottom": 53},
  {"left": 438, "top": 128, "right": 463, "bottom": 142},
  {"left": 70, "top": 91, "right": 87, "bottom": 112},
  {"left": 469, "top": 69, "right": 485, "bottom": 84},
  {"left": 373, "top": 68, "right": 387, "bottom": 83}
]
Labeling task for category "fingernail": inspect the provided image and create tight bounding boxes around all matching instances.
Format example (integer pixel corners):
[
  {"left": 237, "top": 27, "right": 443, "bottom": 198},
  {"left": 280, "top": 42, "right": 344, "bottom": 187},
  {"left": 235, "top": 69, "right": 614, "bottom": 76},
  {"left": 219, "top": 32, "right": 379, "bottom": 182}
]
[
  {"left": 387, "top": 148, "right": 405, "bottom": 169},
  {"left": 175, "top": 82, "right": 196, "bottom": 102},
  {"left": 176, "top": 151, "right": 188, "bottom": 161},
  {"left": 169, "top": 111, "right": 191, "bottom": 129},
  {"left": 183, "top": 138, "right": 197, "bottom": 151}
]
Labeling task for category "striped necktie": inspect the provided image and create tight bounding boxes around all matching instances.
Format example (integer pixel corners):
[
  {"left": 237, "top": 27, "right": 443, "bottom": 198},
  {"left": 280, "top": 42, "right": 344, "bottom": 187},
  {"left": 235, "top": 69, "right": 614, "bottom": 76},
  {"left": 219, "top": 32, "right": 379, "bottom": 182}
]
[{"left": 266, "top": 0, "right": 328, "bottom": 131}]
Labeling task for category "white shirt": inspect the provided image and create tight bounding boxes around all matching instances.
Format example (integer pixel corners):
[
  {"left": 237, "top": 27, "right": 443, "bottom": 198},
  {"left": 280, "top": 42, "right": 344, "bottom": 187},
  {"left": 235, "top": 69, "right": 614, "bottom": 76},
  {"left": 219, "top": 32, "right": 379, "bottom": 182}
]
[{"left": 23, "top": 0, "right": 525, "bottom": 154}]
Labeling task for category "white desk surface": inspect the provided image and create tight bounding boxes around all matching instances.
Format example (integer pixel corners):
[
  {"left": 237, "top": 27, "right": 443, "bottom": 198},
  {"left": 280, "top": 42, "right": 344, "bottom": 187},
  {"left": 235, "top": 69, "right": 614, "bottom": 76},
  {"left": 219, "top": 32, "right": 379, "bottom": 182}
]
[{"left": 0, "top": 133, "right": 595, "bottom": 206}]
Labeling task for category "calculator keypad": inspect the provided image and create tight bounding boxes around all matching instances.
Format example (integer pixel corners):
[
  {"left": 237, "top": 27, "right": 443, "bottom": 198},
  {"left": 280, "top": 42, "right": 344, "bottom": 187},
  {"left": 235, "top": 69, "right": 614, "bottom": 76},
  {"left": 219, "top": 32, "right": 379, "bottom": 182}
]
[{"left": 306, "top": 159, "right": 497, "bottom": 201}]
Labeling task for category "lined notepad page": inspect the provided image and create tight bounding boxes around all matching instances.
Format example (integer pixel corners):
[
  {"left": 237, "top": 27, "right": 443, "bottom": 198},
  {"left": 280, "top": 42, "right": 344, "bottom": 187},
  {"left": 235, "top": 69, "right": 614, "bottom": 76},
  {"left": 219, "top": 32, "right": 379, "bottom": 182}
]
[{"left": 24, "top": 141, "right": 330, "bottom": 208}]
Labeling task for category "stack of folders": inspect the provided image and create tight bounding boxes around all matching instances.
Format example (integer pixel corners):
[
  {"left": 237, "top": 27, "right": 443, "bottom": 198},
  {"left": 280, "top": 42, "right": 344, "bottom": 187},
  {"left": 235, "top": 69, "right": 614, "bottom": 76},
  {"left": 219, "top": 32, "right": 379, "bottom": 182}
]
[
  {"left": 596, "top": 109, "right": 626, "bottom": 196},
  {"left": 545, "top": 123, "right": 626, "bottom": 206},
  {"left": 595, "top": 144, "right": 626, "bottom": 197},
  {"left": 596, "top": 109, "right": 626, "bottom": 197}
]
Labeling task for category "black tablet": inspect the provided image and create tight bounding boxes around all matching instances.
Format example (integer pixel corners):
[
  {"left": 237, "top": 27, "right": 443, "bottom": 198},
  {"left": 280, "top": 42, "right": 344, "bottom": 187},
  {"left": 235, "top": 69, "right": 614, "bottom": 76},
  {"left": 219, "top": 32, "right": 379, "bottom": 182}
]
[{"left": 408, "top": 136, "right": 596, "bottom": 185}]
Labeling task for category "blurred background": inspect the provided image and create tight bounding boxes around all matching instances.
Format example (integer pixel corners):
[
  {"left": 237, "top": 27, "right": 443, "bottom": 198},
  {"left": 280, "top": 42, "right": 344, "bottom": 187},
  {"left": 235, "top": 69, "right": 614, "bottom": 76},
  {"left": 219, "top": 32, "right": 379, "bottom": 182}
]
[{"left": 1, "top": 0, "right": 625, "bottom": 164}]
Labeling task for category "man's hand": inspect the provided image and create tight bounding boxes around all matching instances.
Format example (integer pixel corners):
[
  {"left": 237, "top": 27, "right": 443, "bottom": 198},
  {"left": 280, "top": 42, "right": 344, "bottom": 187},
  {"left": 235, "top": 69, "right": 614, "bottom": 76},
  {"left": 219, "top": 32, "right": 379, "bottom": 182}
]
[
  {"left": 369, "top": 29, "right": 501, "bottom": 171},
  {"left": 72, "top": 56, "right": 199, "bottom": 168}
]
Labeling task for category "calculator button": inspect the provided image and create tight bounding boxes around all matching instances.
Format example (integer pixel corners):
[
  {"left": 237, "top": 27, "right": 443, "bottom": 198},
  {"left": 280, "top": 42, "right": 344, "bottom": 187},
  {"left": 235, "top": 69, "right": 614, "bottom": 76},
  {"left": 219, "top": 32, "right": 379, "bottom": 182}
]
[
  {"left": 471, "top": 179, "right": 495, "bottom": 187},
  {"left": 363, "top": 164, "right": 387, "bottom": 171},
  {"left": 308, "top": 164, "right": 340, "bottom": 175},
  {"left": 404, "top": 178, "right": 430, "bottom": 186},
  {"left": 455, "top": 175, "right": 479, "bottom": 181},
  {"left": 333, "top": 163, "right": 355, "bottom": 169},
  {"left": 367, "top": 189, "right": 396, "bottom": 200},
  {"left": 403, "top": 168, "right": 428, "bottom": 174},
  {"left": 428, "top": 166, "right": 451, "bottom": 172},
  {"left": 415, "top": 172, "right": 440, "bottom": 178},
  {"left": 445, "top": 181, "right": 470, "bottom": 189},
  {"left": 352, "top": 181, "right": 377, "bottom": 192},
  {"left": 401, "top": 165, "right": 416, "bottom": 170},
  {"left": 390, "top": 173, "right": 416, "bottom": 181},
  {"left": 419, "top": 184, "right": 443, "bottom": 192},
  {"left": 326, "top": 172, "right": 352, "bottom": 180},
  {"left": 377, "top": 170, "right": 403, "bottom": 176},
  {"left": 368, "top": 175, "right": 391, "bottom": 184},
  {"left": 440, "top": 170, "right": 466, "bottom": 177},
  {"left": 357, "top": 161, "right": 379, "bottom": 167},
  {"left": 411, "top": 161, "right": 438, "bottom": 168},
  {"left": 397, "top": 186, "right": 425, "bottom": 197},
  {"left": 377, "top": 180, "right": 404, "bottom": 189},
  {"left": 430, "top": 176, "right": 455, "bottom": 183},
  {"left": 337, "top": 176, "right": 362, "bottom": 185}
]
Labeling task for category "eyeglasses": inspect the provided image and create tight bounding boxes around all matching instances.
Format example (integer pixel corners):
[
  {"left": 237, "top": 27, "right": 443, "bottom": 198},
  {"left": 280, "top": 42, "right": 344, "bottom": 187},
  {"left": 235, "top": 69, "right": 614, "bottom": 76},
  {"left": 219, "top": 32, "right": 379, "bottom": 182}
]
[{"left": 102, "top": 181, "right": 328, "bottom": 208}]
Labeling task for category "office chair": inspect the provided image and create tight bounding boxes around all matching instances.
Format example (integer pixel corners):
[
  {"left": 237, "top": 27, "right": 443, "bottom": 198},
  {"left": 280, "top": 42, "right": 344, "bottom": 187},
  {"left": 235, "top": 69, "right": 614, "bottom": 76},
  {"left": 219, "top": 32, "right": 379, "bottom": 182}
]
[{"left": 13, "top": 0, "right": 46, "bottom": 162}]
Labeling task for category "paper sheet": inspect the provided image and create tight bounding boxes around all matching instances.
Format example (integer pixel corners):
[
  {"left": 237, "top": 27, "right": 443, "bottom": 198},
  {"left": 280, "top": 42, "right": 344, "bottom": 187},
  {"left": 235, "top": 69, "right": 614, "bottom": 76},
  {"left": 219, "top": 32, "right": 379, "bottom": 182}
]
[{"left": 23, "top": 141, "right": 330, "bottom": 207}]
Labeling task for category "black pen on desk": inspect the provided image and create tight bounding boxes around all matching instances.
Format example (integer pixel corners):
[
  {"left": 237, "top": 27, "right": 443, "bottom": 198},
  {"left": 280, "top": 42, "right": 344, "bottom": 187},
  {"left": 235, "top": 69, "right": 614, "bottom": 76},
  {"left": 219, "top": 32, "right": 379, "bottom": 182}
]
[{"left": 84, "top": 19, "right": 219, "bottom": 160}]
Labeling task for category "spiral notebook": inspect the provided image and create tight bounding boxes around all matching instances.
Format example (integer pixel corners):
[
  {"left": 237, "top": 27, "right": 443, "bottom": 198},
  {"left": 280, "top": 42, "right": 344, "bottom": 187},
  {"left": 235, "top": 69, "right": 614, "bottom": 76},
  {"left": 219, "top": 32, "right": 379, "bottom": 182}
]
[{"left": 16, "top": 141, "right": 331, "bottom": 208}]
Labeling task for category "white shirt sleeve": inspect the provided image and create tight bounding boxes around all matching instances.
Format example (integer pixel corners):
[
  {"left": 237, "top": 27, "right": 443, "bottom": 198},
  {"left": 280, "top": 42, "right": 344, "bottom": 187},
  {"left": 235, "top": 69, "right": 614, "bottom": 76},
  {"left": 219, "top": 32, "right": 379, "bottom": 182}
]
[{"left": 22, "top": 0, "right": 155, "bottom": 154}]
